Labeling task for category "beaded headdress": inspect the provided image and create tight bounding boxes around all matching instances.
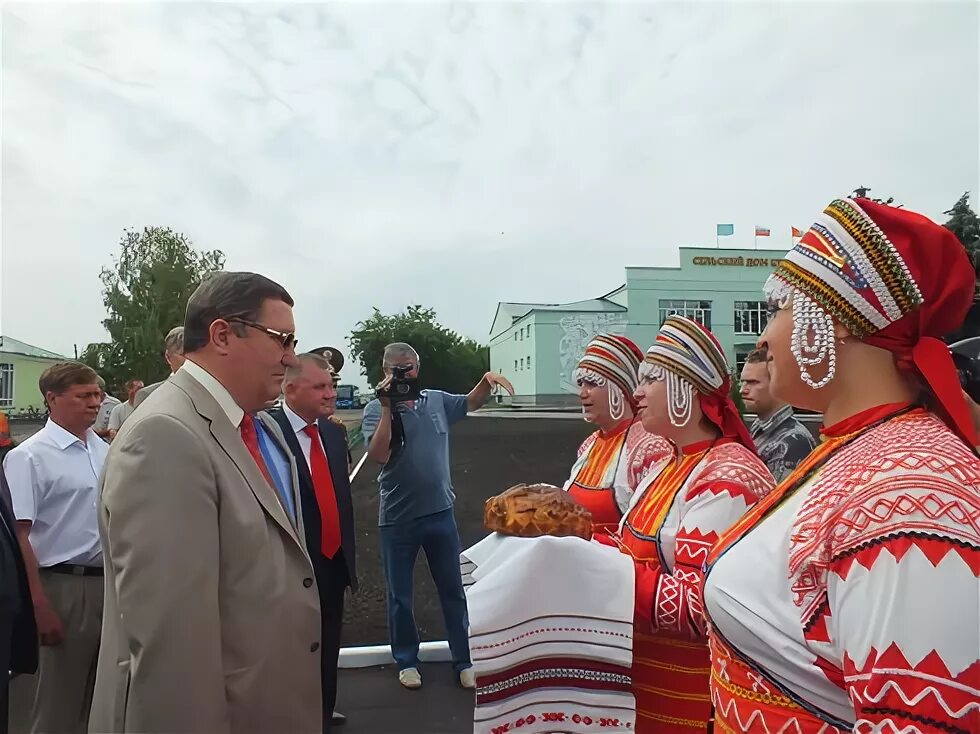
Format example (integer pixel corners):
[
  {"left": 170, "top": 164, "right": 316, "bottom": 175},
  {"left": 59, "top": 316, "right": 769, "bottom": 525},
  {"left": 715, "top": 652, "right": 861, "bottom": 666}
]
[
  {"left": 575, "top": 334, "right": 644, "bottom": 421},
  {"left": 640, "top": 315, "right": 756, "bottom": 450},
  {"left": 764, "top": 198, "right": 923, "bottom": 389},
  {"left": 766, "top": 197, "right": 976, "bottom": 445}
]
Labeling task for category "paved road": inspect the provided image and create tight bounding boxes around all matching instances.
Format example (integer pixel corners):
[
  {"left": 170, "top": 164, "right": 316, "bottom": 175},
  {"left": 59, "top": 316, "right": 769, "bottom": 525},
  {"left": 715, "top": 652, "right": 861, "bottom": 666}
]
[{"left": 336, "top": 663, "right": 474, "bottom": 734}]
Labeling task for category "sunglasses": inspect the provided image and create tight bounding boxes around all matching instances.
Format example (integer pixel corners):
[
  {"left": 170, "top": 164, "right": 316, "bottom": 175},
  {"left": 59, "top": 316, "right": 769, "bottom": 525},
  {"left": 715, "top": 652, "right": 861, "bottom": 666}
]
[{"left": 227, "top": 318, "right": 298, "bottom": 350}]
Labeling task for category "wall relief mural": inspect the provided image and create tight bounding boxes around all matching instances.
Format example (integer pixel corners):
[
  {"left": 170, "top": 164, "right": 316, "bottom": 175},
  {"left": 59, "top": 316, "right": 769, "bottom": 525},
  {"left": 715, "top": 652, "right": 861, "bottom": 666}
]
[{"left": 557, "top": 313, "right": 628, "bottom": 393}]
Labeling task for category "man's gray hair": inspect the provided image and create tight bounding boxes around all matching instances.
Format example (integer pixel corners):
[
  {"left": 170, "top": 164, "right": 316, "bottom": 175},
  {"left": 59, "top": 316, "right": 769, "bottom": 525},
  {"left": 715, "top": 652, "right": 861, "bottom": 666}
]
[
  {"left": 382, "top": 342, "right": 419, "bottom": 367},
  {"left": 283, "top": 352, "right": 332, "bottom": 386},
  {"left": 164, "top": 326, "right": 185, "bottom": 355}
]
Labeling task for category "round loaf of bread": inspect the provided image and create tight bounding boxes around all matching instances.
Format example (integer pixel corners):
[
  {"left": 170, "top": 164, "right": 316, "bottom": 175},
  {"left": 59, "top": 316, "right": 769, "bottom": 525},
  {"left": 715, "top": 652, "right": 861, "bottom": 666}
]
[{"left": 484, "top": 483, "right": 594, "bottom": 540}]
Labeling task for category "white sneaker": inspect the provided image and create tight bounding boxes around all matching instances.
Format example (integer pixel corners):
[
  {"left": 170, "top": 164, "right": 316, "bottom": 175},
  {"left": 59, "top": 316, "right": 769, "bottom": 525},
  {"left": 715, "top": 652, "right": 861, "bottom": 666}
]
[
  {"left": 398, "top": 667, "right": 422, "bottom": 689},
  {"left": 459, "top": 668, "right": 476, "bottom": 689}
]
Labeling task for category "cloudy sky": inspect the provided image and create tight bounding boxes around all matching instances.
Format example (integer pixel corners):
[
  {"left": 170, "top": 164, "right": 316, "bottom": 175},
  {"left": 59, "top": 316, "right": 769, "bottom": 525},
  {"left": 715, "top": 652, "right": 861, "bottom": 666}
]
[{"left": 2, "top": 1, "right": 977, "bottom": 386}]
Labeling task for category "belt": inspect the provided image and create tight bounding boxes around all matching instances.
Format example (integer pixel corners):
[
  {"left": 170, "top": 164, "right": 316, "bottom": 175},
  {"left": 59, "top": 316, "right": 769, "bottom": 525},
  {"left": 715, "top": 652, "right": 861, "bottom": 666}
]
[{"left": 44, "top": 564, "right": 104, "bottom": 577}]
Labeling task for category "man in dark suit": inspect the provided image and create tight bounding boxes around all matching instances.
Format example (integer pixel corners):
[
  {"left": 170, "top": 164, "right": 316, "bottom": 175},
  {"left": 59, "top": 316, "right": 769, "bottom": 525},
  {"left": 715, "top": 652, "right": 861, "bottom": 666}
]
[
  {"left": 268, "top": 352, "right": 356, "bottom": 731},
  {"left": 0, "top": 467, "right": 38, "bottom": 734}
]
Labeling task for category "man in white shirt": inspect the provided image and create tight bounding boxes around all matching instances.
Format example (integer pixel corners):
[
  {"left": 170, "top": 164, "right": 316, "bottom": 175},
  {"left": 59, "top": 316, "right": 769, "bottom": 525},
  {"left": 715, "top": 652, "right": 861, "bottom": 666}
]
[{"left": 3, "top": 361, "right": 108, "bottom": 734}]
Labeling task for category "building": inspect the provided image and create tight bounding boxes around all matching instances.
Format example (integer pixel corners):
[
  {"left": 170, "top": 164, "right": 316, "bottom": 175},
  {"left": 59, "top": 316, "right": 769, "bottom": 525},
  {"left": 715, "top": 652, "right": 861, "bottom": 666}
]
[
  {"left": 489, "top": 246, "right": 787, "bottom": 405},
  {"left": 0, "top": 336, "right": 68, "bottom": 414}
]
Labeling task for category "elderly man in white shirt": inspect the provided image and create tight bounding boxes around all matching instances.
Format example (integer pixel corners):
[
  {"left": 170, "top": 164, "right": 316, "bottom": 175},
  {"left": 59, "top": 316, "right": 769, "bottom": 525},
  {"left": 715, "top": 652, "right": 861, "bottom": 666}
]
[{"left": 3, "top": 361, "right": 108, "bottom": 734}]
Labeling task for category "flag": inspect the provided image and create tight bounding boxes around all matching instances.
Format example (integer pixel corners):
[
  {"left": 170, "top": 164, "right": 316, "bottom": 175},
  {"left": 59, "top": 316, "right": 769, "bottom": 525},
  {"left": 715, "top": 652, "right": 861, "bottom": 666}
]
[
  {"left": 791, "top": 226, "right": 804, "bottom": 238},
  {"left": 755, "top": 226, "right": 771, "bottom": 237},
  {"left": 716, "top": 224, "right": 734, "bottom": 236}
]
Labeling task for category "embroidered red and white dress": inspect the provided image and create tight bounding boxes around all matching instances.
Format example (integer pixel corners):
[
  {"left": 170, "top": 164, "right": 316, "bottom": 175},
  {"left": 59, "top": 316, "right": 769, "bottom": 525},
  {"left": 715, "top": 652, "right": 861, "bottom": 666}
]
[
  {"left": 602, "top": 438, "right": 775, "bottom": 733},
  {"left": 704, "top": 405, "right": 980, "bottom": 734},
  {"left": 564, "top": 420, "right": 672, "bottom": 534}
]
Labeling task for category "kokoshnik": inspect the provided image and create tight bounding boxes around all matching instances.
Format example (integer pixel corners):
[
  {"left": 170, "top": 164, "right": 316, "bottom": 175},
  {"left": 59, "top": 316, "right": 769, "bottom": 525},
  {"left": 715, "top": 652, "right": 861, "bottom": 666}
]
[
  {"left": 565, "top": 334, "right": 672, "bottom": 534},
  {"left": 704, "top": 198, "right": 980, "bottom": 734}
]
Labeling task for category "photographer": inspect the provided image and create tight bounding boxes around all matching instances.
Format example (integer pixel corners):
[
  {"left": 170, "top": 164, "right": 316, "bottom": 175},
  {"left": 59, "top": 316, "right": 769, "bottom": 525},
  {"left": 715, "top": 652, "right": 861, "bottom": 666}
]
[{"left": 360, "top": 342, "right": 513, "bottom": 691}]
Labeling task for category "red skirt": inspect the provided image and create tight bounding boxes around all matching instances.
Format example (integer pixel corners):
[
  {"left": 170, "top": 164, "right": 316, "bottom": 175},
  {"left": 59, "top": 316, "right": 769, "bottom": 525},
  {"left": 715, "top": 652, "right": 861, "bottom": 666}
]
[{"left": 633, "top": 631, "right": 712, "bottom": 733}]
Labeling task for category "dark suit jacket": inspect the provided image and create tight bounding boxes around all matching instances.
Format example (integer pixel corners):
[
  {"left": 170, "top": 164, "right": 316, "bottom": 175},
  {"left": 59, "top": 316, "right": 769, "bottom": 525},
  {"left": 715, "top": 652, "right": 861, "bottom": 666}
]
[
  {"left": 0, "top": 467, "right": 38, "bottom": 675},
  {"left": 268, "top": 408, "right": 357, "bottom": 592}
]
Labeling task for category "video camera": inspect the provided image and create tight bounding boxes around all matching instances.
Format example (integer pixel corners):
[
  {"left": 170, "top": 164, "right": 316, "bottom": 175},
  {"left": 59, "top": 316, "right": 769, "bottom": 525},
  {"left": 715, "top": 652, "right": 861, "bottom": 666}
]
[
  {"left": 951, "top": 337, "right": 980, "bottom": 403},
  {"left": 378, "top": 365, "right": 421, "bottom": 403}
]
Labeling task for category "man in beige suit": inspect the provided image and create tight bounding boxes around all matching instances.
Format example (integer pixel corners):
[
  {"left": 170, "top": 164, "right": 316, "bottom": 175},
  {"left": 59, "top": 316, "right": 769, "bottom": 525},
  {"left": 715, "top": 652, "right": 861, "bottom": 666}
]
[{"left": 91, "top": 271, "right": 322, "bottom": 734}]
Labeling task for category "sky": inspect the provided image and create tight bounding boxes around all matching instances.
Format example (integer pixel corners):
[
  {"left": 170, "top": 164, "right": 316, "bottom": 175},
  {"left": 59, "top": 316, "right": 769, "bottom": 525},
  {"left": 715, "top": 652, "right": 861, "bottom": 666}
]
[{"left": 2, "top": 1, "right": 978, "bottom": 387}]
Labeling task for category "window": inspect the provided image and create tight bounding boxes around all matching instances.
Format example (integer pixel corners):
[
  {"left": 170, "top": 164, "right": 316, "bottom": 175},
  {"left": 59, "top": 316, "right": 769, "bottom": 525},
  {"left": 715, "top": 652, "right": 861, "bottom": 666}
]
[
  {"left": 659, "top": 299, "right": 712, "bottom": 329},
  {"left": 527, "top": 355, "right": 532, "bottom": 368},
  {"left": 526, "top": 326, "right": 531, "bottom": 338},
  {"left": 0, "top": 363, "right": 12, "bottom": 407},
  {"left": 514, "top": 359, "right": 518, "bottom": 371},
  {"left": 520, "top": 358, "right": 524, "bottom": 370},
  {"left": 735, "top": 350, "right": 753, "bottom": 375},
  {"left": 734, "top": 301, "right": 768, "bottom": 335}
]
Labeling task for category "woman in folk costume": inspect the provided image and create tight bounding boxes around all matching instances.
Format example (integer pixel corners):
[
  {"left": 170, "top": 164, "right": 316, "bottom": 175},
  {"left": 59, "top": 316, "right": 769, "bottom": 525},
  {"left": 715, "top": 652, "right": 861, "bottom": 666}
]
[
  {"left": 703, "top": 198, "right": 980, "bottom": 734},
  {"left": 596, "top": 315, "right": 775, "bottom": 733},
  {"left": 565, "top": 334, "right": 672, "bottom": 534}
]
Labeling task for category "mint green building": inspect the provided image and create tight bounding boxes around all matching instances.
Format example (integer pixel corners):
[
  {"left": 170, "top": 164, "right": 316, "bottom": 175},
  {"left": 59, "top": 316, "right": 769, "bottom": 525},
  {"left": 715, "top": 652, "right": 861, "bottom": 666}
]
[
  {"left": 0, "top": 336, "right": 68, "bottom": 414},
  {"left": 489, "top": 246, "right": 788, "bottom": 405}
]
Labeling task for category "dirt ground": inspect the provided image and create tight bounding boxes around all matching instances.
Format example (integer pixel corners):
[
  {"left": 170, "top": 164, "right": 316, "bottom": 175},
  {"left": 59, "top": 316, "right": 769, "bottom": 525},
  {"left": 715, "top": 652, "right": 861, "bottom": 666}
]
[{"left": 343, "top": 414, "right": 593, "bottom": 645}]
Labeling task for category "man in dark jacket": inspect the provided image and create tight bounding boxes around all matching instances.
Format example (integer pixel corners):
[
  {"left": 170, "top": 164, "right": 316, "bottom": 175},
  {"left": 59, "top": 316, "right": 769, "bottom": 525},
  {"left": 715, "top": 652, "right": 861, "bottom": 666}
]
[
  {"left": 0, "top": 466, "right": 38, "bottom": 734},
  {"left": 266, "top": 352, "right": 356, "bottom": 731}
]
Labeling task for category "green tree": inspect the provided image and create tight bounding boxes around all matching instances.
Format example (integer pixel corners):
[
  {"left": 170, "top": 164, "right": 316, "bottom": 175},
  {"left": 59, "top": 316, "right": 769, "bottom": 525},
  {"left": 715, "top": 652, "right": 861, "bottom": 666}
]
[
  {"left": 348, "top": 305, "right": 489, "bottom": 394},
  {"left": 81, "top": 227, "right": 225, "bottom": 393},
  {"left": 942, "top": 192, "right": 980, "bottom": 341},
  {"left": 943, "top": 192, "right": 980, "bottom": 278}
]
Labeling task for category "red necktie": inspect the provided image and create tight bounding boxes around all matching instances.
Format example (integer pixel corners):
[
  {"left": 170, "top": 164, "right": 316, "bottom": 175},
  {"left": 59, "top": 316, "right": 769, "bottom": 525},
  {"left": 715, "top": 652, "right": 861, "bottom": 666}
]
[
  {"left": 303, "top": 424, "right": 342, "bottom": 558},
  {"left": 240, "top": 414, "right": 275, "bottom": 488}
]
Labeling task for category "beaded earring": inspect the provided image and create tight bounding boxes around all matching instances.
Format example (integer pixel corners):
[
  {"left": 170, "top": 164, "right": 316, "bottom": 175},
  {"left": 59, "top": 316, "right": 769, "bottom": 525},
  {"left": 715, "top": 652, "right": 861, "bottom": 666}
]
[
  {"left": 608, "top": 384, "right": 625, "bottom": 422},
  {"left": 641, "top": 363, "right": 694, "bottom": 427},
  {"left": 791, "top": 292, "right": 837, "bottom": 389}
]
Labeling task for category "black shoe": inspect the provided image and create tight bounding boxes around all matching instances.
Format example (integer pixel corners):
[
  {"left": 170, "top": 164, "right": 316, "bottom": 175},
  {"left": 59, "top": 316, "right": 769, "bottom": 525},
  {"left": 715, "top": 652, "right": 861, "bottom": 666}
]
[{"left": 331, "top": 711, "right": 347, "bottom": 726}]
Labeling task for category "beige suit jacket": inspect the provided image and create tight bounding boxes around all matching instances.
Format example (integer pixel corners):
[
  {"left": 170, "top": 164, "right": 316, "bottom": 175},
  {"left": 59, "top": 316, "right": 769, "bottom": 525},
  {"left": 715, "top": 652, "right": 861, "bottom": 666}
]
[{"left": 90, "top": 369, "right": 322, "bottom": 734}]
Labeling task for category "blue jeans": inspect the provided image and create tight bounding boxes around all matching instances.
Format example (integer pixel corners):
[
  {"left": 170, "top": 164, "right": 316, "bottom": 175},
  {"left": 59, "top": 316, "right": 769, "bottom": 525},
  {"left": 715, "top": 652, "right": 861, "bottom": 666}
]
[{"left": 380, "top": 508, "right": 471, "bottom": 673}]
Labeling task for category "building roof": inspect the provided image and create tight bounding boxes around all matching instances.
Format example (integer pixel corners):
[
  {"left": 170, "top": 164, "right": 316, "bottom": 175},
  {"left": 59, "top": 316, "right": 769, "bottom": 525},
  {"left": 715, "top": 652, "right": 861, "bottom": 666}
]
[
  {"left": 489, "top": 295, "right": 626, "bottom": 338},
  {"left": 0, "top": 336, "right": 67, "bottom": 360}
]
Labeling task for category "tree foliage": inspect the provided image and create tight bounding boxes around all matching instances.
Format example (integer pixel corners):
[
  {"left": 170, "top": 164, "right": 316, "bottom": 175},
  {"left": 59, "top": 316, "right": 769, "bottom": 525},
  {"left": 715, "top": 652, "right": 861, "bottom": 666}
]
[
  {"left": 80, "top": 227, "right": 225, "bottom": 393},
  {"left": 348, "top": 305, "right": 489, "bottom": 394},
  {"left": 942, "top": 192, "right": 980, "bottom": 341},
  {"left": 943, "top": 192, "right": 980, "bottom": 277}
]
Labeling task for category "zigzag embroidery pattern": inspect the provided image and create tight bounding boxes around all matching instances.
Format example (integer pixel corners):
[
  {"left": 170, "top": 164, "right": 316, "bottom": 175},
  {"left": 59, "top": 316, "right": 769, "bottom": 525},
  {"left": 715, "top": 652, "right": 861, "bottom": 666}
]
[{"left": 785, "top": 413, "right": 979, "bottom": 627}]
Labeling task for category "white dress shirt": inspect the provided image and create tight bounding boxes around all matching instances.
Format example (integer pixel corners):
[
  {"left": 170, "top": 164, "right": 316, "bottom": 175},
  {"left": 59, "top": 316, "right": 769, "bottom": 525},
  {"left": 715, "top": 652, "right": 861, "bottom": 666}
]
[
  {"left": 282, "top": 403, "right": 326, "bottom": 471},
  {"left": 181, "top": 359, "right": 244, "bottom": 429},
  {"left": 2, "top": 419, "right": 109, "bottom": 567}
]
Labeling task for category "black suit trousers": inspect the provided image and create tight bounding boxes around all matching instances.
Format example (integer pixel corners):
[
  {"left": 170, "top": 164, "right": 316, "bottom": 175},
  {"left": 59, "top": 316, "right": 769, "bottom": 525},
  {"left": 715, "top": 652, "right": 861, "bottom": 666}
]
[
  {"left": 0, "top": 608, "right": 11, "bottom": 734},
  {"left": 319, "top": 551, "right": 348, "bottom": 733}
]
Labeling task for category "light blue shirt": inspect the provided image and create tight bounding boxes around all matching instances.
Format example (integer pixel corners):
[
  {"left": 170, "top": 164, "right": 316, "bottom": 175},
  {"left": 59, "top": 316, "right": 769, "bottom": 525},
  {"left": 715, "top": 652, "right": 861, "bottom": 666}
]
[
  {"left": 361, "top": 390, "right": 468, "bottom": 526},
  {"left": 254, "top": 417, "right": 296, "bottom": 524}
]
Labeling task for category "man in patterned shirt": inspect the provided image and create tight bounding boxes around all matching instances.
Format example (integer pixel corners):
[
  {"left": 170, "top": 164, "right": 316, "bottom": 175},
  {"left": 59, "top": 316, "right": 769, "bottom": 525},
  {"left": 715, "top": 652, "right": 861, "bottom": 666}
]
[{"left": 740, "top": 346, "right": 815, "bottom": 482}]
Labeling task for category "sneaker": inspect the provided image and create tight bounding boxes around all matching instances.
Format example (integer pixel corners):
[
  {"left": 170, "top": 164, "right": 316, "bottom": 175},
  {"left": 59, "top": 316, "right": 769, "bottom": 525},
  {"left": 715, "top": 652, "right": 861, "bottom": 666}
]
[
  {"left": 459, "top": 668, "right": 476, "bottom": 689},
  {"left": 398, "top": 667, "right": 422, "bottom": 689}
]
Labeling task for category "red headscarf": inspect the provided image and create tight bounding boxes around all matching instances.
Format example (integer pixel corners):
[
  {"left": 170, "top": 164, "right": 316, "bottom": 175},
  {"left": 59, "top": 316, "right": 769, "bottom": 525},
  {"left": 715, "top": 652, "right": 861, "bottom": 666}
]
[
  {"left": 855, "top": 199, "right": 976, "bottom": 446},
  {"left": 770, "top": 197, "right": 976, "bottom": 446}
]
